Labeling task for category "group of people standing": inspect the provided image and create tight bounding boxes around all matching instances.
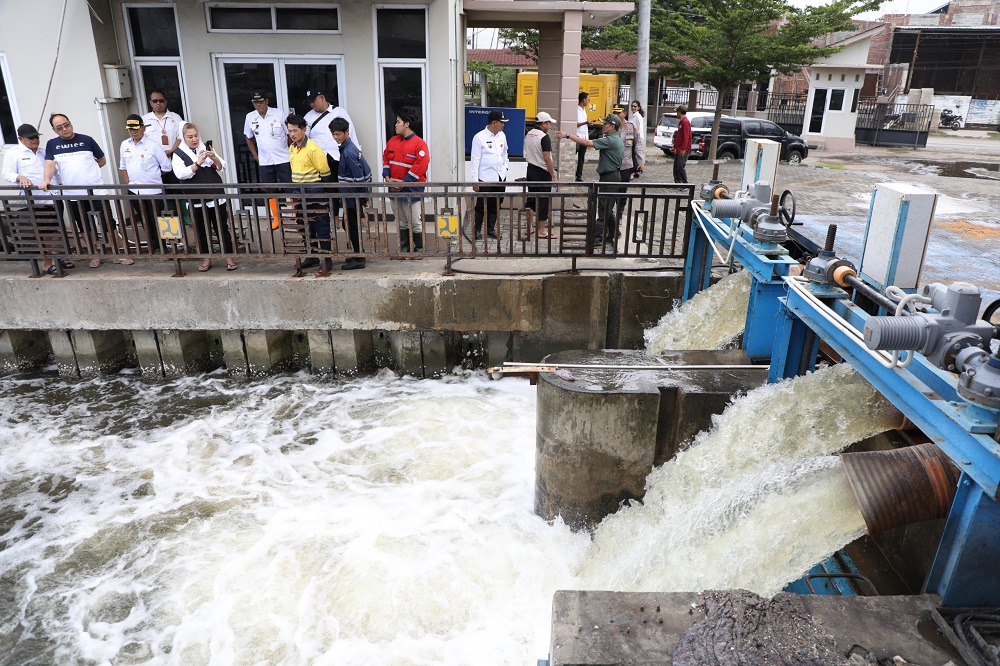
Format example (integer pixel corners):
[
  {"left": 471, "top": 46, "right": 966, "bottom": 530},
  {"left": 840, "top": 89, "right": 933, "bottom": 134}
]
[
  {"left": 1, "top": 87, "right": 433, "bottom": 275},
  {"left": 468, "top": 97, "right": 649, "bottom": 248}
]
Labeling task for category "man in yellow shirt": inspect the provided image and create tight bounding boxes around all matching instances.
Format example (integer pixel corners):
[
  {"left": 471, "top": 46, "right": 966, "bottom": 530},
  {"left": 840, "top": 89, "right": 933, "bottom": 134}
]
[{"left": 287, "top": 114, "right": 333, "bottom": 274}]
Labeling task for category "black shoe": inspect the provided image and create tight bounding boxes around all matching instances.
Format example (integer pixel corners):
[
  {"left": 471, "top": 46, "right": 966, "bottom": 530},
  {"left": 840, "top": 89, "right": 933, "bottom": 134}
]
[
  {"left": 475, "top": 232, "right": 483, "bottom": 240},
  {"left": 300, "top": 257, "right": 320, "bottom": 269},
  {"left": 487, "top": 229, "right": 498, "bottom": 239},
  {"left": 574, "top": 178, "right": 584, "bottom": 182},
  {"left": 341, "top": 257, "right": 366, "bottom": 270}
]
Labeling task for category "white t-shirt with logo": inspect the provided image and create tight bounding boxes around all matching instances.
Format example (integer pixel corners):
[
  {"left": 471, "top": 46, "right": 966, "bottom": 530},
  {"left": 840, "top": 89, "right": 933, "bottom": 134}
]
[{"left": 243, "top": 106, "right": 290, "bottom": 166}]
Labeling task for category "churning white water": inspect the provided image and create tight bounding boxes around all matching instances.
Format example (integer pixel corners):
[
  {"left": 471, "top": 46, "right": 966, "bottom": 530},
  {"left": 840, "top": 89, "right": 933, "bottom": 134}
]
[
  {"left": 644, "top": 269, "right": 752, "bottom": 354},
  {"left": 0, "top": 363, "right": 894, "bottom": 664}
]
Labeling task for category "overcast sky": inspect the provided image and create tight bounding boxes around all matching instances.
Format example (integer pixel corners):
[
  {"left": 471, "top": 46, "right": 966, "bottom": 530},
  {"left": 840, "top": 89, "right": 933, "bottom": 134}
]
[{"left": 788, "top": 0, "right": 947, "bottom": 20}]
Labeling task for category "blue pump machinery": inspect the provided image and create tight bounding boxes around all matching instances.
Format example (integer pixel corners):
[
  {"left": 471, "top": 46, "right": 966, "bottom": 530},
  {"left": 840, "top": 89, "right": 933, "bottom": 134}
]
[{"left": 681, "top": 145, "right": 1000, "bottom": 607}]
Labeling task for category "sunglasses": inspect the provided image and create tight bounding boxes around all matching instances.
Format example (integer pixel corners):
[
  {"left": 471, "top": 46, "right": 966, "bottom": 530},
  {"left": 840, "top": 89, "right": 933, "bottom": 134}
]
[
  {"left": 53, "top": 123, "right": 72, "bottom": 131},
  {"left": 150, "top": 99, "right": 166, "bottom": 103}
]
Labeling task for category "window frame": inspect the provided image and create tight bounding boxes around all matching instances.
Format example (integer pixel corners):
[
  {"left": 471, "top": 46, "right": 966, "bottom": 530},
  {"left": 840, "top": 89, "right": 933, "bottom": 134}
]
[
  {"left": 372, "top": 5, "right": 430, "bottom": 179},
  {"left": 206, "top": 3, "right": 342, "bottom": 34},
  {"left": 0, "top": 54, "right": 21, "bottom": 146},
  {"left": 829, "top": 88, "right": 846, "bottom": 112},
  {"left": 123, "top": 3, "right": 189, "bottom": 116}
]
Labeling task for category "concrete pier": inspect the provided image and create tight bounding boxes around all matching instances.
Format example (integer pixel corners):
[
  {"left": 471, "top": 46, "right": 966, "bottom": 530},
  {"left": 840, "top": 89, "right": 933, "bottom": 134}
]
[
  {"left": 534, "top": 349, "right": 769, "bottom": 530},
  {"left": 0, "top": 262, "right": 684, "bottom": 378}
]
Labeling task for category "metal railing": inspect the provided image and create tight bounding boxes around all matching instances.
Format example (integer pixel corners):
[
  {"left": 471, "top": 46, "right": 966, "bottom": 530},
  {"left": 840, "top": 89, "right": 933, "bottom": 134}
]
[
  {"left": 855, "top": 101, "right": 934, "bottom": 148},
  {"left": 0, "top": 182, "right": 694, "bottom": 275}
]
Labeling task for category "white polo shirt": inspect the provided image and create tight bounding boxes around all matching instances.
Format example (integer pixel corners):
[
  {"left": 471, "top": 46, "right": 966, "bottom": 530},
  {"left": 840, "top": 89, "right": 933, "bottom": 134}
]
[
  {"left": 142, "top": 110, "right": 185, "bottom": 152},
  {"left": 577, "top": 104, "right": 590, "bottom": 139},
  {"left": 2, "top": 141, "right": 55, "bottom": 202},
  {"left": 118, "top": 133, "right": 172, "bottom": 194},
  {"left": 469, "top": 127, "right": 508, "bottom": 182},
  {"left": 304, "top": 105, "right": 359, "bottom": 161},
  {"left": 243, "top": 106, "right": 289, "bottom": 166}
]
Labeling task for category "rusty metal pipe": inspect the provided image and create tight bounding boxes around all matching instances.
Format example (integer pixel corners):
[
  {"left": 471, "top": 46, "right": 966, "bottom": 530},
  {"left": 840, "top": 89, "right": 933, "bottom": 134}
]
[{"left": 841, "top": 443, "right": 959, "bottom": 535}]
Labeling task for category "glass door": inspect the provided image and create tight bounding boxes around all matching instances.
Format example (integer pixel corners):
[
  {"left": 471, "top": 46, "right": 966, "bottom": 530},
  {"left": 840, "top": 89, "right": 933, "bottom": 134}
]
[
  {"left": 216, "top": 57, "right": 345, "bottom": 184},
  {"left": 377, "top": 63, "right": 428, "bottom": 178}
]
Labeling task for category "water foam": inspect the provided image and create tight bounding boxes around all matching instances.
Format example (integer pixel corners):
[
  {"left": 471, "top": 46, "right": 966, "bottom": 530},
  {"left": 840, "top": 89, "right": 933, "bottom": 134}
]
[
  {"left": 644, "top": 270, "right": 752, "bottom": 354},
  {"left": 0, "top": 363, "right": 897, "bottom": 663},
  {"left": 579, "top": 363, "right": 899, "bottom": 596}
]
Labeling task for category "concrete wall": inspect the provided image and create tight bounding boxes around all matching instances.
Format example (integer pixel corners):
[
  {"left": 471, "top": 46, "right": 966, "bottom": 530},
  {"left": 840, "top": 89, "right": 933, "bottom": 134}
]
[
  {"left": 0, "top": 269, "right": 684, "bottom": 377},
  {"left": 0, "top": 0, "right": 118, "bottom": 183}
]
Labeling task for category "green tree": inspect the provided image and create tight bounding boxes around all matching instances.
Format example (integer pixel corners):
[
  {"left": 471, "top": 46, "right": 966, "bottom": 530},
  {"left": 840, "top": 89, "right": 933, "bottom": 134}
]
[
  {"left": 651, "top": 0, "right": 880, "bottom": 158},
  {"left": 497, "top": 27, "right": 615, "bottom": 63}
]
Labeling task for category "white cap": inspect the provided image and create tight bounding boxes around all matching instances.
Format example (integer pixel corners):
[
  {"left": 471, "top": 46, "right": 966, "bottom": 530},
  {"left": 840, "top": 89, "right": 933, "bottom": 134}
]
[{"left": 535, "top": 111, "right": 557, "bottom": 123}]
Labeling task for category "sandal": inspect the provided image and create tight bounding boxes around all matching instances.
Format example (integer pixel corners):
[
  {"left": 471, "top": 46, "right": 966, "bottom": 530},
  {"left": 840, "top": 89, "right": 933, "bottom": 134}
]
[
  {"left": 115, "top": 257, "right": 135, "bottom": 265},
  {"left": 88, "top": 258, "right": 102, "bottom": 268},
  {"left": 44, "top": 265, "right": 59, "bottom": 275},
  {"left": 226, "top": 263, "right": 239, "bottom": 271},
  {"left": 61, "top": 260, "right": 75, "bottom": 269},
  {"left": 537, "top": 232, "right": 558, "bottom": 239},
  {"left": 197, "top": 263, "right": 212, "bottom": 272}
]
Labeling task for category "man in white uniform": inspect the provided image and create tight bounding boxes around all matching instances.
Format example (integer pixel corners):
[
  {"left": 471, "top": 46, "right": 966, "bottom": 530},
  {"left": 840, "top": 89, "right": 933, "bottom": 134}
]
[
  {"left": 574, "top": 92, "right": 591, "bottom": 181},
  {"left": 303, "top": 89, "right": 358, "bottom": 220},
  {"left": 119, "top": 114, "right": 172, "bottom": 254},
  {"left": 2, "top": 123, "right": 64, "bottom": 273},
  {"left": 243, "top": 91, "right": 291, "bottom": 185},
  {"left": 141, "top": 89, "right": 185, "bottom": 160},
  {"left": 469, "top": 110, "right": 509, "bottom": 240}
]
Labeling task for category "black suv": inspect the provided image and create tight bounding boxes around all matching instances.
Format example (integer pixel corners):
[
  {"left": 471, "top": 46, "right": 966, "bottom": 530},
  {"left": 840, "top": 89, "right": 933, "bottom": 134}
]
[{"left": 694, "top": 117, "right": 809, "bottom": 164}]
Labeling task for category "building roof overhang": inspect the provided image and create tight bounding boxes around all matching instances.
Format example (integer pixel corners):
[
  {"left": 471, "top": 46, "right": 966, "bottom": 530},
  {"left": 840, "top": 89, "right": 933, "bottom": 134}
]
[{"left": 465, "top": 0, "right": 634, "bottom": 28}]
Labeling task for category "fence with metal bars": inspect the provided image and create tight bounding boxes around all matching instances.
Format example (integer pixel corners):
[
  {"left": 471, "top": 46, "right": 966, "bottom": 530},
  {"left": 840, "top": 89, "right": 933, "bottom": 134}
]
[{"left": 0, "top": 182, "right": 694, "bottom": 276}]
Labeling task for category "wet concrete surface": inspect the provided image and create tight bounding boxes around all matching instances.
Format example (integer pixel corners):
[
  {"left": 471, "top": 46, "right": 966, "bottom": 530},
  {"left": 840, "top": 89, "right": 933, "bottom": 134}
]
[{"left": 636, "top": 133, "right": 1000, "bottom": 308}]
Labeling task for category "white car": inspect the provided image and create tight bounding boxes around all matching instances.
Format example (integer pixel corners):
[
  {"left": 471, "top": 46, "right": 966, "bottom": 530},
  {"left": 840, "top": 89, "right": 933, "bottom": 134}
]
[{"left": 653, "top": 111, "right": 725, "bottom": 156}]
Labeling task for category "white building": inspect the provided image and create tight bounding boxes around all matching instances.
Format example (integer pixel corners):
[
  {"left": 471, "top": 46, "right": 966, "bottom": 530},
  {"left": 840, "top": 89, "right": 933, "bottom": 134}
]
[{"left": 0, "top": 0, "right": 631, "bottom": 184}]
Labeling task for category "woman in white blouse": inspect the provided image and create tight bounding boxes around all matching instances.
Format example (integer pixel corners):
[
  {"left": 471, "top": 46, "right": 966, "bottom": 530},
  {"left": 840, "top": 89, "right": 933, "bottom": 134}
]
[
  {"left": 629, "top": 100, "right": 646, "bottom": 144},
  {"left": 172, "top": 123, "right": 238, "bottom": 271}
]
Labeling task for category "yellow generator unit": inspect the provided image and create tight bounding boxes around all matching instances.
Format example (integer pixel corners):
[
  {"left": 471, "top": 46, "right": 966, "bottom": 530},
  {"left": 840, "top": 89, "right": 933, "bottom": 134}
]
[{"left": 516, "top": 72, "right": 620, "bottom": 124}]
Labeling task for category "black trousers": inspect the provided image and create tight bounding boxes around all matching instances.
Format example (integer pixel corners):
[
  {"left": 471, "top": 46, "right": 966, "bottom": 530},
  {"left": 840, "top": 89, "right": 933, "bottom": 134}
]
[
  {"left": 595, "top": 170, "right": 622, "bottom": 243},
  {"left": 128, "top": 197, "right": 166, "bottom": 252},
  {"left": 474, "top": 182, "right": 505, "bottom": 234},
  {"left": 343, "top": 205, "right": 362, "bottom": 253},
  {"left": 191, "top": 202, "right": 235, "bottom": 255},
  {"left": 575, "top": 143, "right": 587, "bottom": 180},
  {"left": 673, "top": 153, "right": 689, "bottom": 184},
  {"left": 613, "top": 168, "right": 636, "bottom": 231}
]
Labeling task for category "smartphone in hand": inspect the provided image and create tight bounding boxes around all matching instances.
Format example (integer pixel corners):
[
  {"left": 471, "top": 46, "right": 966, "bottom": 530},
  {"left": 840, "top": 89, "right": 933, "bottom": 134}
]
[{"left": 205, "top": 140, "right": 213, "bottom": 151}]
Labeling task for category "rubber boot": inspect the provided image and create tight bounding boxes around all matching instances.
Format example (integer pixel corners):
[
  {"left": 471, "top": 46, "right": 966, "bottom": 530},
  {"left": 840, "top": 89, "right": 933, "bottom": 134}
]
[
  {"left": 412, "top": 232, "right": 423, "bottom": 253},
  {"left": 399, "top": 230, "right": 411, "bottom": 254}
]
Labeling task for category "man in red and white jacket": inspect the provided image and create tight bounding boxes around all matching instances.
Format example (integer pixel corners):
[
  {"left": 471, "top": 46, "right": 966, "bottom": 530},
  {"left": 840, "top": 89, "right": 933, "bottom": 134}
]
[{"left": 382, "top": 108, "right": 429, "bottom": 254}]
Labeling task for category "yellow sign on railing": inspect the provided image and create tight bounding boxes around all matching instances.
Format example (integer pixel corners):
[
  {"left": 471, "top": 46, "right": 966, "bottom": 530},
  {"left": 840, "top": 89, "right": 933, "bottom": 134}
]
[
  {"left": 157, "top": 215, "right": 183, "bottom": 240},
  {"left": 437, "top": 214, "right": 459, "bottom": 238}
]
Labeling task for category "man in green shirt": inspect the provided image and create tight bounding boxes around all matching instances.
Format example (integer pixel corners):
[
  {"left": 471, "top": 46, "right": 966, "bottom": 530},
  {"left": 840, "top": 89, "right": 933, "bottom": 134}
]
[{"left": 560, "top": 114, "right": 624, "bottom": 247}]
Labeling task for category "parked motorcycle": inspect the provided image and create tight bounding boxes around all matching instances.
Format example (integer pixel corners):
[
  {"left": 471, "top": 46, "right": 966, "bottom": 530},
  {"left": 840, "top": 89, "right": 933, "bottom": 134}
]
[{"left": 940, "top": 109, "right": 963, "bottom": 130}]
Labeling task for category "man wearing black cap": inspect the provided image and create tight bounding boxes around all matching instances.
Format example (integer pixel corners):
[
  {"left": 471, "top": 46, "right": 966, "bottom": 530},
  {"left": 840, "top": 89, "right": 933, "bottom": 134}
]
[
  {"left": 243, "top": 91, "right": 291, "bottom": 185},
  {"left": 469, "top": 109, "right": 509, "bottom": 240},
  {"left": 559, "top": 114, "right": 624, "bottom": 248},
  {"left": 2, "top": 123, "right": 64, "bottom": 273},
  {"left": 119, "top": 114, "right": 172, "bottom": 254},
  {"left": 303, "top": 90, "right": 357, "bottom": 220}
]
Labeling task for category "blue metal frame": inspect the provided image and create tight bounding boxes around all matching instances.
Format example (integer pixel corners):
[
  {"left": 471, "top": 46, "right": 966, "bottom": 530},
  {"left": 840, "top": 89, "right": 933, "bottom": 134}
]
[
  {"left": 682, "top": 210, "right": 798, "bottom": 360},
  {"left": 772, "top": 280, "right": 1000, "bottom": 606}
]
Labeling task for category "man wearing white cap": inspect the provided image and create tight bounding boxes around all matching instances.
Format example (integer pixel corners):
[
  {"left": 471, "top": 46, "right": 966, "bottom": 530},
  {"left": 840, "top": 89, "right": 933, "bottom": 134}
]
[
  {"left": 119, "top": 114, "right": 172, "bottom": 254},
  {"left": 469, "top": 109, "right": 509, "bottom": 240},
  {"left": 523, "top": 112, "right": 558, "bottom": 240}
]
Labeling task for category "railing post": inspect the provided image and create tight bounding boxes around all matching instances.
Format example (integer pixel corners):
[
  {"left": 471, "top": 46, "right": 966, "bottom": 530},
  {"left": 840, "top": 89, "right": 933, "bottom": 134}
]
[{"left": 586, "top": 183, "right": 598, "bottom": 256}]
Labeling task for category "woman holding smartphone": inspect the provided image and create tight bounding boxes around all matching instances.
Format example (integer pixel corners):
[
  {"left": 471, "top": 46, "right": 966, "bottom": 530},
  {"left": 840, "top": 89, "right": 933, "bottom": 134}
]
[{"left": 172, "top": 123, "right": 238, "bottom": 271}]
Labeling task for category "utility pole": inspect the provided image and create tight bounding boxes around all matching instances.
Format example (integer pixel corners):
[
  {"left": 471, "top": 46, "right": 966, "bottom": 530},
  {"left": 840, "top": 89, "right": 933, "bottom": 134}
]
[{"left": 636, "top": 0, "right": 650, "bottom": 125}]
